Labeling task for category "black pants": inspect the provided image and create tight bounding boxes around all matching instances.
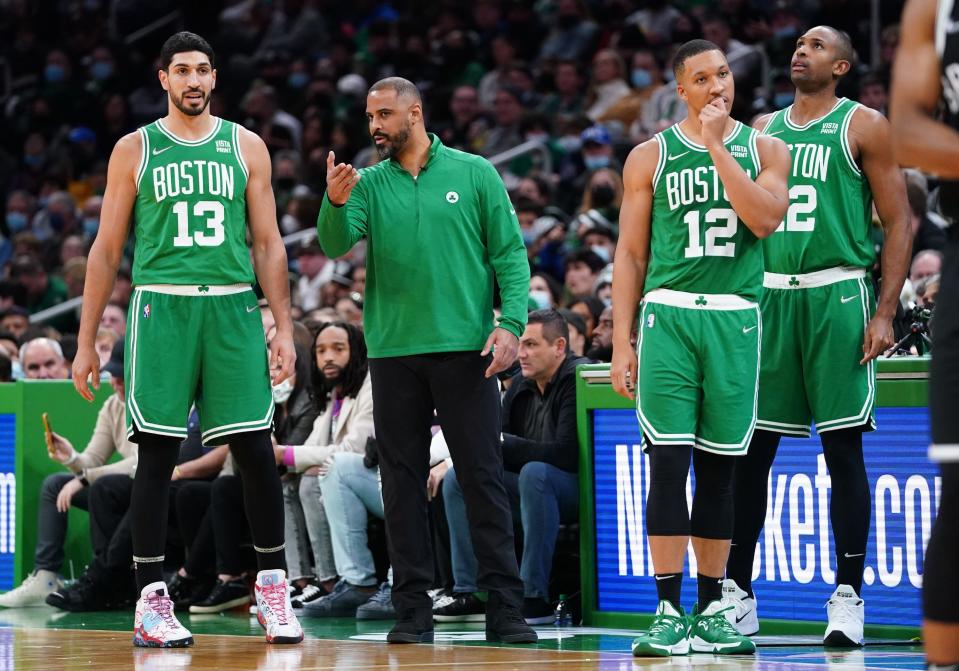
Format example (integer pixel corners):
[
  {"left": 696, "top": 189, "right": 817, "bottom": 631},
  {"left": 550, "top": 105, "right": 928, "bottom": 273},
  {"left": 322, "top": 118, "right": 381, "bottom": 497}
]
[
  {"left": 210, "top": 474, "right": 255, "bottom": 576},
  {"left": 175, "top": 480, "right": 216, "bottom": 578},
  {"left": 925, "top": 235, "right": 959, "bottom": 622},
  {"left": 370, "top": 351, "right": 523, "bottom": 614},
  {"left": 88, "top": 474, "right": 133, "bottom": 567}
]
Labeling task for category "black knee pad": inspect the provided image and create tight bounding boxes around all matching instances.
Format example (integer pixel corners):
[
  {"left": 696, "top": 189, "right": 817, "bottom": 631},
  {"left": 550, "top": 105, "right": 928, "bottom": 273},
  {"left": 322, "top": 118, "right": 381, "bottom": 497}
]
[
  {"left": 646, "top": 443, "right": 692, "bottom": 536},
  {"left": 690, "top": 450, "right": 735, "bottom": 540},
  {"left": 923, "top": 464, "right": 959, "bottom": 622}
]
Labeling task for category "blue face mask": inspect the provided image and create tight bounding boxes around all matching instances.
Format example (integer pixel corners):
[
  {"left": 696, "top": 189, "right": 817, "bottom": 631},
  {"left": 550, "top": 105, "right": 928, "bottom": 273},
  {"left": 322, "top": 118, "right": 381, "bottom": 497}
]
[
  {"left": 584, "top": 154, "right": 611, "bottom": 171},
  {"left": 773, "top": 92, "right": 795, "bottom": 109},
  {"left": 590, "top": 245, "right": 611, "bottom": 263},
  {"left": 82, "top": 217, "right": 99, "bottom": 237},
  {"left": 631, "top": 68, "right": 653, "bottom": 89},
  {"left": 44, "top": 64, "right": 66, "bottom": 83},
  {"left": 90, "top": 61, "right": 113, "bottom": 81},
  {"left": 49, "top": 213, "right": 66, "bottom": 231},
  {"left": 522, "top": 228, "right": 537, "bottom": 246},
  {"left": 6, "top": 212, "right": 28, "bottom": 233},
  {"left": 288, "top": 72, "right": 309, "bottom": 89},
  {"left": 529, "top": 290, "right": 552, "bottom": 310},
  {"left": 11, "top": 360, "right": 23, "bottom": 380}
]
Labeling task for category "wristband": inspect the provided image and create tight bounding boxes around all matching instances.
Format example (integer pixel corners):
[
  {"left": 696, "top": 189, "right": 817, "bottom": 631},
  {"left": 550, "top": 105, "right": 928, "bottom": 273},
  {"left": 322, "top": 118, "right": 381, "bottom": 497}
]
[
  {"left": 77, "top": 470, "right": 89, "bottom": 487},
  {"left": 282, "top": 445, "right": 296, "bottom": 468}
]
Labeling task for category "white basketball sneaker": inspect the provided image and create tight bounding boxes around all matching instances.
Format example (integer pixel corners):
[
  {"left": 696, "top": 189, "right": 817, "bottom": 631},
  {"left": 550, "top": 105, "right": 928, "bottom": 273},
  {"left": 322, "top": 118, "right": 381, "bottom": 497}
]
[
  {"left": 255, "top": 570, "right": 303, "bottom": 644},
  {"left": 0, "top": 570, "right": 61, "bottom": 608},
  {"left": 720, "top": 579, "right": 759, "bottom": 636},
  {"left": 133, "top": 582, "right": 194, "bottom": 648},
  {"left": 824, "top": 584, "right": 865, "bottom": 647}
]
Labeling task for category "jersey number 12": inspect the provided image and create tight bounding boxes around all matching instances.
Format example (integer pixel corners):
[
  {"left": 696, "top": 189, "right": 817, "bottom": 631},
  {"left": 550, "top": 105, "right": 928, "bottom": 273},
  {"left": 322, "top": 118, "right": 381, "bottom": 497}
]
[{"left": 684, "top": 207, "right": 737, "bottom": 258}]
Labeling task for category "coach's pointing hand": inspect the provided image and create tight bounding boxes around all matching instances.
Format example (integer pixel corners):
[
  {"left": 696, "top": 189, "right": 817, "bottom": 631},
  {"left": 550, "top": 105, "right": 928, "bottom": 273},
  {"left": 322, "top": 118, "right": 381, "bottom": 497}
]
[{"left": 326, "top": 151, "right": 361, "bottom": 206}]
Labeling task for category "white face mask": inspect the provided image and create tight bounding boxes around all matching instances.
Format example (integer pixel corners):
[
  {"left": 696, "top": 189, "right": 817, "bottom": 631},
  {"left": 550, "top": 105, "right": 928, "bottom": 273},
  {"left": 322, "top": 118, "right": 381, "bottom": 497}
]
[
  {"left": 272, "top": 378, "right": 294, "bottom": 404},
  {"left": 529, "top": 289, "right": 552, "bottom": 310}
]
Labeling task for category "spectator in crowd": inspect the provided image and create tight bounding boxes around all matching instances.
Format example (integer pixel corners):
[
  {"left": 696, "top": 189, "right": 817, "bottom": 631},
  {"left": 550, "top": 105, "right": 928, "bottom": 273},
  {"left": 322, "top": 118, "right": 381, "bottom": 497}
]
[
  {"left": 20, "top": 337, "right": 69, "bottom": 380},
  {"left": 905, "top": 172, "right": 947, "bottom": 257},
  {"left": 598, "top": 49, "right": 664, "bottom": 130},
  {"left": 438, "top": 86, "right": 488, "bottom": 154},
  {"left": 279, "top": 322, "right": 375, "bottom": 618},
  {"left": 539, "top": 0, "right": 599, "bottom": 62},
  {"left": 32, "top": 191, "right": 79, "bottom": 242},
  {"left": 95, "top": 327, "right": 119, "bottom": 368},
  {"left": 479, "top": 36, "right": 519, "bottom": 108},
  {"left": 558, "top": 308, "right": 588, "bottom": 357},
  {"left": 0, "top": 340, "right": 136, "bottom": 608},
  {"left": 627, "top": 0, "right": 684, "bottom": 45},
  {"left": 529, "top": 272, "right": 563, "bottom": 311},
  {"left": 436, "top": 310, "right": 587, "bottom": 624},
  {"left": 568, "top": 295, "right": 605, "bottom": 340},
  {"left": 99, "top": 302, "right": 126, "bottom": 338},
  {"left": 0, "top": 306, "right": 30, "bottom": 340},
  {"left": 335, "top": 294, "right": 363, "bottom": 328},
  {"left": 858, "top": 72, "right": 889, "bottom": 114},
  {"left": 564, "top": 249, "right": 607, "bottom": 302},
  {"left": 295, "top": 239, "right": 335, "bottom": 312},
  {"left": 585, "top": 50, "right": 631, "bottom": 121},
  {"left": 586, "top": 305, "right": 614, "bottom": 362},
  {"left": 911, "top": 249, "right": 943, "bottom": 287},
  {"left": 538, "top": 60, "right": 586, "bottom": 122},
  {"left": 9, "top": 255, "right": 68, "bottom": 315},
  {"left": 478, "top": 87, "right": 525, "bottom": 158}
]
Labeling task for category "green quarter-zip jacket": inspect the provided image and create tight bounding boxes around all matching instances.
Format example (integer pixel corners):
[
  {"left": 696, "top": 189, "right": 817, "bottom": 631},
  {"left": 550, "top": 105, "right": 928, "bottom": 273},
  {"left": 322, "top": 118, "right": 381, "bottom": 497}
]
[{"left": 317, "top": 134, "right": 530, "bottom": 358}]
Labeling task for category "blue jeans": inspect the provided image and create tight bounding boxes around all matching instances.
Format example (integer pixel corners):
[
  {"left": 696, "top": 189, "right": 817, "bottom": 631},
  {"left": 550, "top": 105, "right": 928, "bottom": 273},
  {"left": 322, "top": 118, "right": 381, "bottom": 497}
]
[
  {"left": 283, "top": 473, "right": 337, "bottom": 582},
  {"left": 444, "top": 461, "right": 578, "bottom": 600},
  {"left": 319, "top": 453, "right": 384, "bottom": 586}
]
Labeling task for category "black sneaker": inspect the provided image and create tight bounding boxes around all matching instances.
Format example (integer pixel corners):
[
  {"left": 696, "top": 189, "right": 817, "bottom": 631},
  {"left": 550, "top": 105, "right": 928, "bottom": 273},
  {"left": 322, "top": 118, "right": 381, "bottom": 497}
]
[
  {"left": 167, "top": 573, "right": 214, "bottom": 610},
  {"left": 46, "top": 573, "right": 111, "bottom": 612},
  {"left": 290, "top": 582, "right": 325, "bottom": 609},
  {"left": 486, "top": 601, "right": 539, "bottom": 644},
  {"left": 189, "top": 578, "right": 251, "bottom": 613},
  {"left": 432, "top": 593, "right": 486, "bottom": 622},
  {"left": 522, "top": 597, "right": 556, "bottom": 625},
  {"left": 387, "top": 608, "right": 434, "bottom": 644}
]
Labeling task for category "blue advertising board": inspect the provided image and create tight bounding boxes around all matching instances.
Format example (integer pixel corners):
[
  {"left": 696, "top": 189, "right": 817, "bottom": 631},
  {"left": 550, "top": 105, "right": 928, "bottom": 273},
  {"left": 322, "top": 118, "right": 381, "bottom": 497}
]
[
  {"left": 0, "top": 415, "right": 15, "bottom": 591},
  {"left": 593, "top": 406, "right": 935, "bottom": 626}
]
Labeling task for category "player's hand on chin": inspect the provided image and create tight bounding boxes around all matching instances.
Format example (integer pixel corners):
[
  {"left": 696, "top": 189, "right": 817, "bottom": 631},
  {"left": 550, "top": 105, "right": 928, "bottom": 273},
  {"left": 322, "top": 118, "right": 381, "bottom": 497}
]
[{"left": 700, "top": 97, "right": 728, "bottom": 148}]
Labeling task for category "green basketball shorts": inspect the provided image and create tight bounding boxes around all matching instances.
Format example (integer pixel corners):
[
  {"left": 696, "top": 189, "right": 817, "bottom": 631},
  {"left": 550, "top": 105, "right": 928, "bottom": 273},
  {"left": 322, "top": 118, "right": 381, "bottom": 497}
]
[
  {"left": 756, "top": 267, "right": 876, "bottom": 437},
  {"left": 636, "top": 289, "right": 761, "bottom": 455},
  {"left": 124, "top": 284, "right": 274, "bottom": 445}
]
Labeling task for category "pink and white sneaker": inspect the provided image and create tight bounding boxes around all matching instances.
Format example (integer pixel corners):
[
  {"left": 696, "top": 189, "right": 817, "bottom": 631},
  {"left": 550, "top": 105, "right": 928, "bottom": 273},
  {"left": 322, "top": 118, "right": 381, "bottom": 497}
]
[
  {"left": 133, "top": 582, "right": 194, "bottom": 648},
  {"left": 255, "top": 570, "right": 303, "bottom": 644}
]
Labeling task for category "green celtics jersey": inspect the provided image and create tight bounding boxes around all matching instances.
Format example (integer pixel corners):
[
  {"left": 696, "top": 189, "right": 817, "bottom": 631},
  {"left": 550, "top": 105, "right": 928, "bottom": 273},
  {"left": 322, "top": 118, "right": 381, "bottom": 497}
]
[
  {"left": 645, "top": 120, "right": 765, "bottom": 302},
  {"left": 132, "top": 117, "right": 254, "bottom": 286},
  {"left": 760, "top": 98, "right": 875, "bottom": 274}
]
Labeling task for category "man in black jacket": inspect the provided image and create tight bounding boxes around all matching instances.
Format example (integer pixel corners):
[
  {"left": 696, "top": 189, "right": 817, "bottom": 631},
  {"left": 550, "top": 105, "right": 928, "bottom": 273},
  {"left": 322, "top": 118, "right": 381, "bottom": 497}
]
[{"left": 434, "top": 309, "right": 586, "bottom": 625}]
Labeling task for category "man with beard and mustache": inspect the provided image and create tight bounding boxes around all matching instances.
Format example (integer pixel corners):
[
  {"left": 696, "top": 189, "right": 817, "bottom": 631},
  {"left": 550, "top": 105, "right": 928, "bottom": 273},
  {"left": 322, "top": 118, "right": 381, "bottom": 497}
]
[
  {"left": 317, "top": 77, "right": 534, "bottom": 645},
  {"left": 586, "top": 305, "right": 613, "bottom": 362},
  {"left": 723, "top": 27, "right": 910, "bottom": 648},
  {"left": 71, "top": 31, "right": 301, "bottom": 648}
]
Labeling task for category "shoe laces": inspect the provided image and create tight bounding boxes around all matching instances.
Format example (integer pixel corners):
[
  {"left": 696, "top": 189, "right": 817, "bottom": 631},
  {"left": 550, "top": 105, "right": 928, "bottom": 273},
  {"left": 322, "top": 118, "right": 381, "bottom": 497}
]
[
  {"left": 146, "top": 591, "right": 179, "bottom": 630},
  {"left": 260, "top": 582, "right": 289, "bottom": 625},
  {"left": 699, "top": 605, "right": 739, "bottom": 634},
  {"left": 294, "top": 584, "right": 322, "bottom": 604},
  {"left": 648, "top": 612, "right": 684, "bottom": 636},
  {"left": 826, "top": 597, "right": 861, "bottom": 623},
  {"left": 369, "top": 585, "right": 391, "bottom": 606}
]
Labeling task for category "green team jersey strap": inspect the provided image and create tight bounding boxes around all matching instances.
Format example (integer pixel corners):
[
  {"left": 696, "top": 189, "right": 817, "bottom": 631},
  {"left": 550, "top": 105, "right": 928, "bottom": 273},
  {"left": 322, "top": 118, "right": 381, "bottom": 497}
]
[
  {"left": 644, "top": 120, "right": 765, "bottom": 303},
  {"left": 132, "top": 117, "right": 255, "bottom": 286},
  {"left": 760, "top": 97, "right": 875, "bottom": 274}
]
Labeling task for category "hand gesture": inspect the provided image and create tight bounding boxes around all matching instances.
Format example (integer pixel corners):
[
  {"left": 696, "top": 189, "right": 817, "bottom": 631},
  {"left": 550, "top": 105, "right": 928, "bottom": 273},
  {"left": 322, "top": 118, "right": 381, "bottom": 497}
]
[
  {"left": 326, "top": 151, "right": 361, "bottom": 206},
  {"left": 481, "top": 327, "right": 519, "bottom": 379},
  {"left": 699, "top": 97, "right": 729, "bottom": 149},
  {"left": 47, "top": 432, "right": 76, "bottom": 464},
  {"left": 611, "top": 343, "right": 637, "bottom": 401},
  {"left": 56, "top": 478, "right": 84, "bottom": 513},
  {"left": 72, "top": 345, "right": 101, "bottom": 402},
  {"left": 269, "top": 329, "right": 296, "bottom": 386},
  {"left": 862, "top": 314, "right": 895, "bottom": 363},
  {"left": 427, "top": 460, "right": 450, "bottom": 501}
]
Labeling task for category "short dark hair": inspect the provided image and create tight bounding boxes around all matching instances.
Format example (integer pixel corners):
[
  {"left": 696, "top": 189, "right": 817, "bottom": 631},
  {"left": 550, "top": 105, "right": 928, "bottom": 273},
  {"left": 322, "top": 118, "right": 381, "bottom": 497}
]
[
  {"left": 369, "top": 77, "right": 422, "bottom": 104},
  {"left": 673, "top": 39, "right": 723, "bottom": 78},
  {"left": 160, "top": 31, "right": 215, "bottom": 70},
  {"left": 566, "top": 249, "right": 607, "bottom": 274},
  {"left": 312, "top": 321, "right": 368, "bottom": 409},
  {"left": 527, "top": 309, "right": 570, "bottom": 345},
  {"left": 823, "top": 26, "right": 856, "bottom": 66}
]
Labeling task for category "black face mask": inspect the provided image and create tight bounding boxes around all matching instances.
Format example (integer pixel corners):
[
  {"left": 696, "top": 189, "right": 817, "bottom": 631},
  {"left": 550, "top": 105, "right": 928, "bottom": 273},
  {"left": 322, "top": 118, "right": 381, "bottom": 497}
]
[{"left": 591, "top": 184, "right": 616, "bottom": 208}]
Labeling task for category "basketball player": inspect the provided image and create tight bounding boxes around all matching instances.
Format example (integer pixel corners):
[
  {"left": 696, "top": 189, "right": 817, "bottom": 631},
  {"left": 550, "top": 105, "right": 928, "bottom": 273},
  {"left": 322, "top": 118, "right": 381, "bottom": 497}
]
[
  {"left": 71, "top": 32, "right": 302, "bottom": 647},
  {"left": 891, "top": 1, "right": 959, "bottom": 668},
  {"left": 722, "top": 27, "right": 911, "bottom": 647},
  {"left": 610, "top": 39, "right": 790, "bottom": 657}
]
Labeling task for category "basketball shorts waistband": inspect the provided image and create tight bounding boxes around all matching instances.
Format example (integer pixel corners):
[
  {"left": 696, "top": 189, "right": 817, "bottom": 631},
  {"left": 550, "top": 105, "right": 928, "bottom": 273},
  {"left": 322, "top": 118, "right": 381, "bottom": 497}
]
[
  {"left": 642, "top": 288, "right": 758, "bottom": 310},
  {"left": 134, "top": 284, "right": 252, "bottom": 296},
  {"left": 763, "top": 266, "right": 867, "bottom": 290}
]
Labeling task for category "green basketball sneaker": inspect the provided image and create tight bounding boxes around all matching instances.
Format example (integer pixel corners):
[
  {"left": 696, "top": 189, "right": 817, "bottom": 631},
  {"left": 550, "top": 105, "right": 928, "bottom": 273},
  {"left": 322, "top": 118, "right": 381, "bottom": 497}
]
[
  {"left": 689, "top": 600, "right": 756, "bottom": 654},
  {"left": 631, "top": 600, "right": 689, "bottom": 657}
]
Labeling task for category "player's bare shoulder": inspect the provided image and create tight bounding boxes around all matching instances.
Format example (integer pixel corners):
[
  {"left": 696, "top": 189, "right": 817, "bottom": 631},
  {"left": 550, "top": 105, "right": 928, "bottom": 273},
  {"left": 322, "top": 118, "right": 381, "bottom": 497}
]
[
  {"left": 235, "top": 124, "right": 271, "bottom": 169},
  {"left": 846, "top": 104, "right": 891, "bottom": 156},
  {"left": 751, "top": 112, "right": 776, "bottom": 134},
  {"left": 623, "top": 137, "right": 661, "bottom": 185}
]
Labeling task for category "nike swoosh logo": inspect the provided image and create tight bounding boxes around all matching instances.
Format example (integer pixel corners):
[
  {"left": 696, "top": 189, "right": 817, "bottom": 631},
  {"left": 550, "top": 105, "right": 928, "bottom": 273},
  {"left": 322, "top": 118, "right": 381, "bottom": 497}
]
[
  {"left": 840, "top": 295, "right": 858, "bottom": 304},
  {"left": 843, "top": 552, "right": 865, "bottom": 558},
  {"left": 246, "top": 305, "right": 258, "bottom": 313},
  {"left": 152, "top": 146, "right": 172, "bottom": 156},
  {"left": 667, "top": 152, "right": 689, "bottom": 160},
  {"left": 735, "top": 611, "right": 753, "bottom": 624},
  {"left": 743, "top": 325, "right": 758, "bottom": 334},
  {"left": 654, "top": 576, "right": 671, "bottom": 581}
]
